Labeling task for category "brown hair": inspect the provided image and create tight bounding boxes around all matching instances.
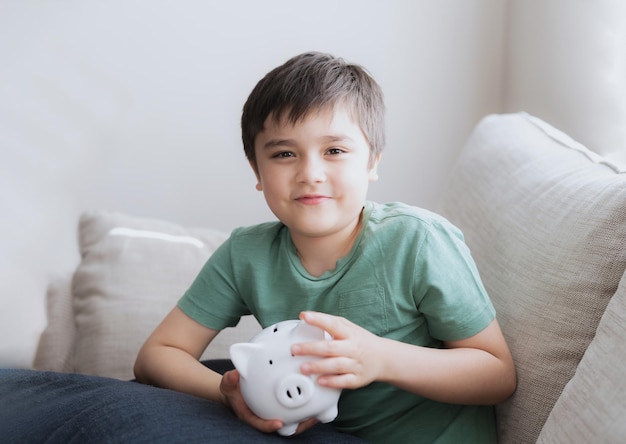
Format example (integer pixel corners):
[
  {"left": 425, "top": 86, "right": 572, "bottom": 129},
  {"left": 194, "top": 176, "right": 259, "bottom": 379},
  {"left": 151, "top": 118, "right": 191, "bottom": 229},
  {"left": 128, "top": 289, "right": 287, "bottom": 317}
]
[{"left": 241, "top": 52, "right": 385, "bottom": 169}]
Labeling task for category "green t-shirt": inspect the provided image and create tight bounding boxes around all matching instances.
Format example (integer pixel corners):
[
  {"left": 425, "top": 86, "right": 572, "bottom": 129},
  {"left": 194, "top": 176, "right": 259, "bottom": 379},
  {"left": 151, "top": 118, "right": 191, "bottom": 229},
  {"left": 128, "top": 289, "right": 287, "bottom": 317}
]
[{"left": 178, "top": 201, "right": 497, "bottom": 443}]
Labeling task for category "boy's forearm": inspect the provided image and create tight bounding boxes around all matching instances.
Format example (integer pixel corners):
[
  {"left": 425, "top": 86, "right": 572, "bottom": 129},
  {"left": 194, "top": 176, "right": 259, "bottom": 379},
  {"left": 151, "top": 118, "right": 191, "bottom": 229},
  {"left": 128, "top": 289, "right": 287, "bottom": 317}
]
[
  {"left": 296, "top": 311, "right": 516, "bottom": 405},
  {"left": 134, "top": 345, "right": 224, "bottom": 404},
  {"left": 376, "top": 337, "right": 516, "bottom": 405}
]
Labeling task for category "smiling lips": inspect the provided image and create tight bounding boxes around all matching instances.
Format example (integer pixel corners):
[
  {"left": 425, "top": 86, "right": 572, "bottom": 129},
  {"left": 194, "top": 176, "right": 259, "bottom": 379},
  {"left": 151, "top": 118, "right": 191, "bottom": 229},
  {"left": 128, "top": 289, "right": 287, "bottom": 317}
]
[{"left": 295, "top": 195, "right": 330, "bottom": 205}]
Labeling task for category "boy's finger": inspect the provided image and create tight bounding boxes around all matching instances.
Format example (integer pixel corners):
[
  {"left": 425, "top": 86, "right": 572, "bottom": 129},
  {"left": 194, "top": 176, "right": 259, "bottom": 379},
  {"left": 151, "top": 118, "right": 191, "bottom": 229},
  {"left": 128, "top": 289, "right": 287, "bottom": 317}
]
[
  {"left": 299, "top": 311, "right": 349, "bottom": 339},
  {"left": 222, "top": 369, "right": 240, "bottom": 388},
  {"left": 295, "top": 417, "right": 319, "bottom": 434},
  {"left": 235, "top": 401, "right": 283, "bottom": 433},
  {"left": 291, "top": 339, "right": 334, "bottom": 357},
  {"left": 249, "top": 417, "right": 283, "bottom": 433}
]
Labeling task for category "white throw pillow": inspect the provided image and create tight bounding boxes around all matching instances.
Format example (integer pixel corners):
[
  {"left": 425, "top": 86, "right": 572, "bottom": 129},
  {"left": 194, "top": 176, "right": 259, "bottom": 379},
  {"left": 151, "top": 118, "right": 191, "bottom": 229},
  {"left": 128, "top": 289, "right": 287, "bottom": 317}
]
[{"left": 44, "top": 210, "right": 262, "bottom": 380}]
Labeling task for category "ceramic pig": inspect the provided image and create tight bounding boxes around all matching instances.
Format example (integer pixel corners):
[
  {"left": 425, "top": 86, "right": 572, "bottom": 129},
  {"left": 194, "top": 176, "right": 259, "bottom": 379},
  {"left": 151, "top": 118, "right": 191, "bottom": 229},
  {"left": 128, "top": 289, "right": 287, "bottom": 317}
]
[{"left": 229, "top": 319, "right": 342, "bottom": 436}]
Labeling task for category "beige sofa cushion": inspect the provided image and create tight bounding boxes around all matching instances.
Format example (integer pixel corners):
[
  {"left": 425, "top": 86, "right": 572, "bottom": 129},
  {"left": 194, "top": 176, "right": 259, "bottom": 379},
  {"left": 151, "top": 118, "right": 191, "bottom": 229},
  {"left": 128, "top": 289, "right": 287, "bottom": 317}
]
[
  {"left": 439, "top": 113, "right": 626, "bottom": 444},
  {"left": 35, "top": 211, "right": 261, "bottom": 380},
  {"left": 33, "top": 273, "right": 75, "bottom": 373},
  {"left": 537, "top": 270, "right": 626, "bottom": 443}
]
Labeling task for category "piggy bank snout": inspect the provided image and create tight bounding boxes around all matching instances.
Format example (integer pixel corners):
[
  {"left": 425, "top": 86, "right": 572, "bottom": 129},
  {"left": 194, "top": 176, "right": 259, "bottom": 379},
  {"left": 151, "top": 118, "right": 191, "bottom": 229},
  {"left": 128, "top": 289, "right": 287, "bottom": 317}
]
[{"left": 275, "top": 374, "right": 315, "bottom": 408}]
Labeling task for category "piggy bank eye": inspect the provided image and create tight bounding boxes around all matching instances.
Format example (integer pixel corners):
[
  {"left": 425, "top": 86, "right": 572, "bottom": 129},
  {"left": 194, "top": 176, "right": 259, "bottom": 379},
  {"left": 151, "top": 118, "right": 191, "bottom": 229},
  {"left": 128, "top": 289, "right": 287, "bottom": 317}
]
[
  {"left": 269, "top": 360, "right": 273, "bottom": 365},
  {"left": 273, "top": 326, "right": 278, "bottom": 333}
]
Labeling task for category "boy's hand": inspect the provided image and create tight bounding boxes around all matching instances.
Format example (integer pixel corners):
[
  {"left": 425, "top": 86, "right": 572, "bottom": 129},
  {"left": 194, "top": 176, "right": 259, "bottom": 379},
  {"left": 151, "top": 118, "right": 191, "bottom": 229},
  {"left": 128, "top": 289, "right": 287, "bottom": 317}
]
[
  {"left": 219, "top": 369, "right": 319, "bottom": 435},
  {"left": 292, "top": 311, "right": 385, "bottom": 390},
  {"left": 219, "top": 369, "right": 282, "bottom": 433}
]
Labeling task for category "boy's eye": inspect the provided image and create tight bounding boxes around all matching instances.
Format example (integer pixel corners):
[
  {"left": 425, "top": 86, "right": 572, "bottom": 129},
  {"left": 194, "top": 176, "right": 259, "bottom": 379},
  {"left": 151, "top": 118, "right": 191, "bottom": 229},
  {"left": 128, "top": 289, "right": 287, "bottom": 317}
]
[
  {"left": 272, "top": 151, "right": 295, "bottom": 159},
  {"left": 326, "top": 147, "right": 345, "bottom": 155}
]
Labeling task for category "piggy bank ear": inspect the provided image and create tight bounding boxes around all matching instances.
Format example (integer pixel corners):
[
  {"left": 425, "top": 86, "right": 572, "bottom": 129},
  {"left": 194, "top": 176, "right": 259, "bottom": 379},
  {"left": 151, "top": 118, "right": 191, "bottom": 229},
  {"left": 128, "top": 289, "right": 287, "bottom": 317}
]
[
  {"left": 229, "top": 343, "right": 262, "bottom": 379},
  {"left": 291, "top": 321, "right": 326, "bottom": 341}
]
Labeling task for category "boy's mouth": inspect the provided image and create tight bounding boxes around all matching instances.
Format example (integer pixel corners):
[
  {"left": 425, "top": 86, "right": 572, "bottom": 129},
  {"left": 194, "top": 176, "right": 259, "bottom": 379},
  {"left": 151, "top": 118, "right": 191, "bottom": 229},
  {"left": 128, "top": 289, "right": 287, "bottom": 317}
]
[{"left": 295, "top": 195, "right": 329, "bottom": 205}]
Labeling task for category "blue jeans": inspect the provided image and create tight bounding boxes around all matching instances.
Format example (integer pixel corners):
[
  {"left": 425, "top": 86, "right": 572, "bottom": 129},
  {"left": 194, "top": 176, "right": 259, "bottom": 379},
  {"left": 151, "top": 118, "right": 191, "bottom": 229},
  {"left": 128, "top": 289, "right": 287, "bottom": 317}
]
[{"left": 0, "top": 362, "right": 364, "bottom": 443}]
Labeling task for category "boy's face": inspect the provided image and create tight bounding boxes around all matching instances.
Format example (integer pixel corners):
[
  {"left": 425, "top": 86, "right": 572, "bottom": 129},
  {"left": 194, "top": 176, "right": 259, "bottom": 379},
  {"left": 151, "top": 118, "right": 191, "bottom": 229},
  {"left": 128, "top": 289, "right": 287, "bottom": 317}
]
[{"left": 252, "top": 105, "right": 380, "bottom": 242}]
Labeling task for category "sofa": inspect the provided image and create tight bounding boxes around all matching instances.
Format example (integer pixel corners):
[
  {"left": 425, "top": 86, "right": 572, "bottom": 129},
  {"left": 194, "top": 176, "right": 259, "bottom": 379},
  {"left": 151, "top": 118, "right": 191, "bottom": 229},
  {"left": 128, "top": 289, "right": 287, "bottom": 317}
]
[
  {"left": 439, "top": 113, "right": 626, "bottom": 444},
  {"left": 1, "top": 112, "right": 625, "bottom": 443}
]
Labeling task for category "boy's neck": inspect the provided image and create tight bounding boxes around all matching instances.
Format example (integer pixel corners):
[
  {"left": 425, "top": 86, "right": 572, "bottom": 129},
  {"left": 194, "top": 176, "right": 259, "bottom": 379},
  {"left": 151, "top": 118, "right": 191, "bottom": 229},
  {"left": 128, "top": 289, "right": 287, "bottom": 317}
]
[{"left": 291, "top": 210, "right": 364, "bottom": 278}]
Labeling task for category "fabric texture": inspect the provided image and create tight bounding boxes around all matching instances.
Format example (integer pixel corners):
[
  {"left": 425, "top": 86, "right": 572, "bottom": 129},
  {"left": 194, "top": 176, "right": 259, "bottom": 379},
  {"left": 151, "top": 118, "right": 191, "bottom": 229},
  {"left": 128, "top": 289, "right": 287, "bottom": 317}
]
[
  {"left": 33, "top": 273, "right": 75, "bottom": 373},
  {"left": 179, "top": 201, "right": 497, "bottom": 444},
  {"left": 0, "top": 368, "right": 364, "bottom": 443},
  {"left": 438, "top": 113, "right": 626, "bottom": 444},
  {"left": 35, "top": 210, "right": 261, "bottom": 380},
  {"left": 536, "top": 270, "right": 626, "bottom": 443}
]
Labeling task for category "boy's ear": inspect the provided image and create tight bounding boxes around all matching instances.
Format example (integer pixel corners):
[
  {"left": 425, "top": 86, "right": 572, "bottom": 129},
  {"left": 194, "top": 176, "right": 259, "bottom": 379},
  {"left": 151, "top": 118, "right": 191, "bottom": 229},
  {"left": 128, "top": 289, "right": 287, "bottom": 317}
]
[
  {"left": 248, "top": 160, "right": 262, "bottom": 191},
  {"left": 368, "top": 153, "right": 382, "bottom": 182}
]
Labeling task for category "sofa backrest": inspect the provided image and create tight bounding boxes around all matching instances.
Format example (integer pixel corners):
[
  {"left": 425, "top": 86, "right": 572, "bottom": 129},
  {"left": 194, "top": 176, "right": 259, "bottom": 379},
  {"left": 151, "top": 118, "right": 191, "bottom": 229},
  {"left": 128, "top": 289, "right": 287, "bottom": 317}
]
[{"left": 439, "top": 113, "right": 626, "bottom": 444}]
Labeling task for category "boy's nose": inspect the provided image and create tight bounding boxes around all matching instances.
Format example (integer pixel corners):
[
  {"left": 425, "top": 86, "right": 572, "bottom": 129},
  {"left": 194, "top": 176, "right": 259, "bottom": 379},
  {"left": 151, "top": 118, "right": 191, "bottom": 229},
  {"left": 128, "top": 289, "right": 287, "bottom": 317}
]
[{"left": 297, "top": 157, "right": 326, "bottom": 183}]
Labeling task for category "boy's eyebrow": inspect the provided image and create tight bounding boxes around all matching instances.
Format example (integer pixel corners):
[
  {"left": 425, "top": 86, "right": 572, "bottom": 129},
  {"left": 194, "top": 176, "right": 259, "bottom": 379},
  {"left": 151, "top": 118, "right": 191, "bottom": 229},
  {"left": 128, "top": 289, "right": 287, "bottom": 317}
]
[
  {"left": 320, "top": 135, "right": 355, "bottom": 144},
  {"left": 262, "top": 138, "right": 297, "bottom": 150},
  {"left": 262, "top": 135, "right": 354, "bottom": 150}
]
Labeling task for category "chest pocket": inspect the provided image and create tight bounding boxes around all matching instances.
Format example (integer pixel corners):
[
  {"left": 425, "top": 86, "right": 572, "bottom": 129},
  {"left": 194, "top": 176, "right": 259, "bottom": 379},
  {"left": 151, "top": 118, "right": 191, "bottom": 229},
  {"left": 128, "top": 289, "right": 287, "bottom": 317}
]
[{"left": 338, "top": 285, "right": 388, "bottom": 336}]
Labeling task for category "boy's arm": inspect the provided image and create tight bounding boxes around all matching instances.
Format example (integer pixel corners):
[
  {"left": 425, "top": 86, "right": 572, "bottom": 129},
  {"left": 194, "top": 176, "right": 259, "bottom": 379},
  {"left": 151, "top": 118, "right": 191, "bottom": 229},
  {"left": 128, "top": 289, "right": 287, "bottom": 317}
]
[
  {"left": 292, "top": 311, "right": 517, "bottom": 405},
  {"left": 134, "top": 306, "right": 224, "bottom": 401},
  {"left": 134, "top": 307, "right": 286, "bottom": 433}
]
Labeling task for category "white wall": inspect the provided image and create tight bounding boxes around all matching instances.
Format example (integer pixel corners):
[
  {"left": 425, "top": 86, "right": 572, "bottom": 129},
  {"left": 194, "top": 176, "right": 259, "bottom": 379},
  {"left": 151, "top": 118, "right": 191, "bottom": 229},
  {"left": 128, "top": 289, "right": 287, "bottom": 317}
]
[
  {"left": 504, "top": 0, "right": 626, "bottom": 161},
  {"left": 0, "top": 0, "right": 506, "bottom": 367}
]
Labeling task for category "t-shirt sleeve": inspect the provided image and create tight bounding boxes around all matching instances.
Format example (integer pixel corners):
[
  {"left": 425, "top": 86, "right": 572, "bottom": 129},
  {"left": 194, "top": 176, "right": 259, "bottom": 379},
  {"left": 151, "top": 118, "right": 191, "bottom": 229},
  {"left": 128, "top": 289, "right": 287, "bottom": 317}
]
[
  {"left": 177, "top": 233, "right": 250, "bottom": 330},
  {"left": 414, "top": 219, "right": 495, "bottom": 342}
]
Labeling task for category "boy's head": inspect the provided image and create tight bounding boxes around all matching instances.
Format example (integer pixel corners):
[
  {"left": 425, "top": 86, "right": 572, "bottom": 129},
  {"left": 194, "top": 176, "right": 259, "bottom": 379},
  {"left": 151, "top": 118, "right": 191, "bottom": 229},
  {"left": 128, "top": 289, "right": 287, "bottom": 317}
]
[{"left": 242, "top": 52, "right": 385, "bottom": 171}]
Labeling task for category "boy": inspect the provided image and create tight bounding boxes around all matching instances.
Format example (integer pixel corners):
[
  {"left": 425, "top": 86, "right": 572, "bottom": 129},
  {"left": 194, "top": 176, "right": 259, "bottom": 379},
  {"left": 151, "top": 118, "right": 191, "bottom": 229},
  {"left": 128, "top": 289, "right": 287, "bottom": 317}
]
[{"left": 134, "top": 52, "right": 516, "bottom": 443}]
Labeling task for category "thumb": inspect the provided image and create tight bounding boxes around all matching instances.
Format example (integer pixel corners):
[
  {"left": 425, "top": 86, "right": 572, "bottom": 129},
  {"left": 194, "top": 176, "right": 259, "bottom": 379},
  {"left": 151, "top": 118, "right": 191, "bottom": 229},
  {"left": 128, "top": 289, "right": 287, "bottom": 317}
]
[{"left": 224, "top": 369, "right": 240, "bottom": 384}]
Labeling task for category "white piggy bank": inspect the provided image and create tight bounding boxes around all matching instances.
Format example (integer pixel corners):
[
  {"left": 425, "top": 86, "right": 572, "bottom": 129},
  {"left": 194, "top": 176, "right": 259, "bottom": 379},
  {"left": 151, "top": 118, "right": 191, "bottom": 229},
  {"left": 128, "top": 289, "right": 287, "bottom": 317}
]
[{"left": 229, "top": 319, "right": 342, "bottom": 436}]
